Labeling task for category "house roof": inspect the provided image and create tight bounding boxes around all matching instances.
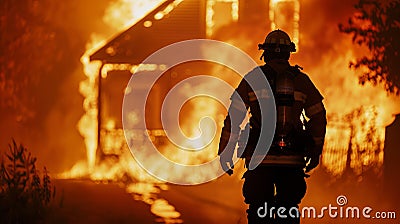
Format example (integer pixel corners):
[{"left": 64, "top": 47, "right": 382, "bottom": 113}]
[{"left": 90, "top": 0, "right": 206, "bottom": 64}]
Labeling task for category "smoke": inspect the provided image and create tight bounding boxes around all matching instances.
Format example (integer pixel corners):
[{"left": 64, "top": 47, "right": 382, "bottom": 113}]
[
  {"left": 0, "top": 0, "right": 396, "bottom": 186},
  {"left": 290, "top": 0, "right": 400, "bottom": 211},
  {"left": 293, "top": 0, "right": 400, "bottom": 126},
  {"left": 215, "top": 0, "right": 400, "bottom": 125},
  {"left": 0, "top": 0, "right": 113, "bottom": 172},
  {"left": 1, "top": 0, "right": 396, "bottom": 202},
  {"left": 209, "top": 0, "right": 400, "bottom": 211}
]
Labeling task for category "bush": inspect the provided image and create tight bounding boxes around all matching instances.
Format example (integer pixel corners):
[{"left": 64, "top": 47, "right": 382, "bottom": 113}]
[{"left": 0, "top": 139, "right": 55, "bottom": 224}]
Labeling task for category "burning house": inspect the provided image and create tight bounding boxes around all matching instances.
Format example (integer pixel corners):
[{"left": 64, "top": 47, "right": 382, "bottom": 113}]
[
  {"left": 86, "top": 0, "right": 302, "bottom": 164},
  {"left": 89, "top": 0, "right": 207, "bottom": 161}
]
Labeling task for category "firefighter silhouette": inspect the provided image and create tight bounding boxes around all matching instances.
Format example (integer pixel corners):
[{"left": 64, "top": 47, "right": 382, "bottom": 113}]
[{"left": 218, "top": 30, "right": 327, "bottom": 224}]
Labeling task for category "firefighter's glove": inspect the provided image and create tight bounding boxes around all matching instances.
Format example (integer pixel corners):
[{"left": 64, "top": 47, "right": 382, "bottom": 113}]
[
  {"left": 219, "top": 141, "right": 236, "bottom": 176},
  {"left": 305, "top": 142, "right": 323, "bottom": 172}
]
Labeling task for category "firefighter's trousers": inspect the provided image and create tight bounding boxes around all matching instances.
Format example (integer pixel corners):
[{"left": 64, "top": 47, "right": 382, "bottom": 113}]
[{"left": 242, "top": 166, "right": 307, "bottom": 224}]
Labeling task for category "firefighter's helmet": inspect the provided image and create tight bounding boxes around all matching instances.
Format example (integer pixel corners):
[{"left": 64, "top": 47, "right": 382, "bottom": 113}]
[{"left": 258, "top": 29, "right": 296, "bottom": 53}]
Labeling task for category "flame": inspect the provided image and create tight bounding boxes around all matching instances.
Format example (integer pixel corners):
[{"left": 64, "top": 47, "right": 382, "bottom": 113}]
[
  {"left": 322, "top": 106, "right": 385, "bottom": 176},
  {"left": 210, "top": 1, "right": 399, "bottom": 178},
  {"left": 206, "top": 0, "right": 239, "bottom": 37},
  {"left": 103, "top": 0, "right": 166, "bottom": 30},
  {"left": 78, "top": 37, "right": 105, "bottom": 172},
  {"left": 301, "top": 40, "right": 394, "bottom": 177},
  {"left": 72, "top": 1, "right": 190, "bottom": 222},
  {"left": 60, "top": 0, "right": 400, "bottom": 222},
  {"left": 269, "top": 0, "right": 300, "bottom": 50},
  {"left": 153, "top": 0, "right": 183, "bottom": 20},
  {"left": 74, "top": 0, "right": 166, "bottom": 176},
  {"left": 155, "top": 78, "right": 226, "bottom": 181}
]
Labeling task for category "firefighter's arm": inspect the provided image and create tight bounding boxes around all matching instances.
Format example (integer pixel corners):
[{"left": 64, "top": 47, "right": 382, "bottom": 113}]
[
  {"left": 218, "top": 92, "right": 248, "bottom": 175},
  {"left": 304, "top": 101, "right": 327, "bottom": 172}
]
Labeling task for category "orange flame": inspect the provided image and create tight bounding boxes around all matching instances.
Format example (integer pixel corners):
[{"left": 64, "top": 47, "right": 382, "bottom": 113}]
[
  {"left": 70, "top": 1, "right": 184, "bottom": 222},
  {"left": 61, "top": 0, "right": 400, "bottom": 222},
  {"left": 78, "top": 44, "right": 102, "bottom": 172}
]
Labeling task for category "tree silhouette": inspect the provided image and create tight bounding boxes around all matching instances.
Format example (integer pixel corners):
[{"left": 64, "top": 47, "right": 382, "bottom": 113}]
[
  {"left": 0, "top": 139, "right": 55, "bottom": 223},
  {"left": 339, "top": 0, "right": 400, "bottom": 95}
]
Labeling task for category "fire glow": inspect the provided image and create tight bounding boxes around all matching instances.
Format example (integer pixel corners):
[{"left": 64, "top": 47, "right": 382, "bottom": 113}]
[
  {"left": 59, "top": 0, "right": 399, "bottom": 222},
  {"left": 206, "top": 0, "right": 239, "bottom": 37},
  {"left": 269, "top": 0, "right": 300, "bottom": 49}
]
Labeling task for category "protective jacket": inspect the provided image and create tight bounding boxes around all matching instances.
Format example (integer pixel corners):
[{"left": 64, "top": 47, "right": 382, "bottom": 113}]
[{"left": 218, "top": 60, "right": 327, "bottom": 167}]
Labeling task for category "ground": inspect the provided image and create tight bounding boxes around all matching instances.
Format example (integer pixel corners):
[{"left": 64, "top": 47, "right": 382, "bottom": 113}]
[{"left": 47, "top": 169, "right": 398, "bottom": 224}]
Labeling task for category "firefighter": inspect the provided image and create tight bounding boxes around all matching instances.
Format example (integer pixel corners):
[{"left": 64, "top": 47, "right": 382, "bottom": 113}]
[{"left": 218, "top": 30, "right": 327, "bottom": 224}]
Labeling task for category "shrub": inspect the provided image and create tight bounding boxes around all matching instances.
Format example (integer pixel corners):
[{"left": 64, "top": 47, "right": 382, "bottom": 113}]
[{"left": 0, "top": 139, "right": 55, "bottom": 223}]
